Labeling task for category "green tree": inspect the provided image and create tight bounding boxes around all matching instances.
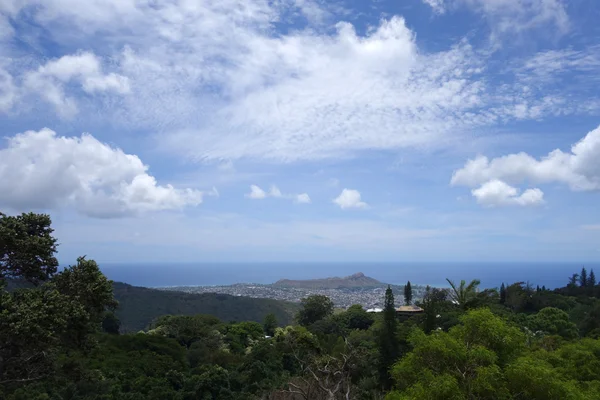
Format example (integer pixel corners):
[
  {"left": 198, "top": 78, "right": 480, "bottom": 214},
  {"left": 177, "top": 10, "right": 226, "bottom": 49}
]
[
  {"left": 0, "top": 284, "right": 77, "bottom": 385},
  {"left": 296, "top": 295, "right": 334, "bottom": 326},
  {"left": 527, "top": 307, "right": 579, "bottom": 340},
  {"left": 263, "top": 313, "right": 278, "bottom": 336},
  {"left": 404, "top": 281, "right": 412, "bottom": 306},
  {"left": 53, "top": 257, "right": 118, "bottom": 348},
  {"left": 588, "top": 269, "right": 596, "bottom": 293},
  {"left": 390, "top": 309, "right": 526, "bottom": 399},
  {"left": 0, "top": 212, "right": 59, "bottom": 284},
  {"left": 343, "top": 304, "right": 374, "bottom": 330},
  {"left": 379, "top": 286, "right": 399, "bottom": 388},
  {"left": 421, "top": 286, "right": 448, "bottom": 334},
  {"left": 446, "top": 278, "right": 480, "bottom": 310},
  {"left": 102, "top": 311, "right": 121, "bottom": 334},
  {"left": 580, "top": 267, "right": 588, "bottom": 288},
  {"left": 568, "top": 273, "right": 579, "bottom": 286},
  {"left": 500, "top": 283, "right": 506, "bottom": 304}
]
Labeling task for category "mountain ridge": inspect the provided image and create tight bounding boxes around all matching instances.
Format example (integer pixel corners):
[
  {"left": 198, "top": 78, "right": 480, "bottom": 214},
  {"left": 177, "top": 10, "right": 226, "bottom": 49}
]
[{"left": 272, "top": 272, "right": 384, "bottom": 289}]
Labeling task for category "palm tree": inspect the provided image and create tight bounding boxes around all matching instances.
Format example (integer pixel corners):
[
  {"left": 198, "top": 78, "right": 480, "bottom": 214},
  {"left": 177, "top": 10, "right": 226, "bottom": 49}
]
[{"left": 446, "top": 278, "right": 481, "bottom": 310}]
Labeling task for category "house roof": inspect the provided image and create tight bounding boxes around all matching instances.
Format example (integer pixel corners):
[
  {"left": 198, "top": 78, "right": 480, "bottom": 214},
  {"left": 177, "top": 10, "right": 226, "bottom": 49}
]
[{"left": 396, "top": 305, "right": 424, "bottom": 312}]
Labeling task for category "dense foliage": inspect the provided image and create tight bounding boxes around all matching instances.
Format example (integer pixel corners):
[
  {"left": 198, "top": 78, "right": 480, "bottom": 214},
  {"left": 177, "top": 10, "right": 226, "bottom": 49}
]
[
  {"left": 2, "top": 212, "right": 600, "bottom": 399},
  {"left": 112, "top": 282, "right": 299, "bottom": 332}
]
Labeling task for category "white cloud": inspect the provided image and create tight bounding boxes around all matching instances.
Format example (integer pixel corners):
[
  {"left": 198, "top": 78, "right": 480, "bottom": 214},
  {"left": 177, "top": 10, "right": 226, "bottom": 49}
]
[
  {"left": 423, "top": 0, "right": 569, "bottom": 41},
  {"left": 246, "top": 185, "right": 268, "bottom": 199},
  {"left": 269, "top": 185, "right": 283, "bottom": 198},
  {"left": 0, "top": 128, "right": 203, "bottom": 217},
  {"left": 0, "top": 68, "right": 17, "bottom": 112},
  {"left": 581, "top": 225, "right": 600, "bottom": 231},
  {"left": 332, "top": 189, "right": 368, "bottom": 209},
  {"left": 471, "top": 180, "right": 544, "bottom": 207},
  {"left": 422, "top": 0, "right": 446, "bottom": 14},
  {"left": 246, "top": 184, "right": 310, "bottom": 204},
  {"left": 519, "top": 47, "right": 600, "bottom": 82},
  {"left": 296, "top": 193, "right": 311, "bottom": 204},
  {"left": 0, "top": 0, "right": 590, "bottom": 164},
  {"left": 452, "top": 125, "right": 600, "bottom": 191},
  {"left": 17, "top": 52, "right": 130, "bottom": 118}
]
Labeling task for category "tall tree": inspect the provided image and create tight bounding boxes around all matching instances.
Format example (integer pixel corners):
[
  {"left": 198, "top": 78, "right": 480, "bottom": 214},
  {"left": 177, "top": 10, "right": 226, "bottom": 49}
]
[
  {"left": 296, "top": 295, "right": 334, "bottom": 326},
  {"left": 568, "top": 273, "right": 579, "bottom": 286},
  {"left": 580, "top": 267, "right": 588, "bottom": 288},
  {"left": 500, "top": 283, "right": 506, "bottom": 304},
  {"left": 0, "top": 212, "right": 58, "bottom": 284},
  {"left": 446, "top": 278, "right": 480, "bottom": 310},
  {"left": 403, "top": 281, "right": 412, "bottom": 306},
  {"left": 379, "top": 286, "right": 399, "bottom": 389},
  {"left": 263, "top": 313, "right": 278, "bottom": 336},
  {"left": 422, "top": 286, "right": 448, "bottom": 334}
]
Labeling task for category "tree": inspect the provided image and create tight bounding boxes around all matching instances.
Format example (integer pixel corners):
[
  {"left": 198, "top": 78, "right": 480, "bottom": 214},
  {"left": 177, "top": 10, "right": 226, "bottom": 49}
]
[
  {"left": 0, "top": 212, "right": 59, "bottom": 284},
  {"left": 421, "top": 286, "right": 449, "bottom": 334},
  {"left": 297, "top": 295, "right": 334, "bottom": 327},
  {"left": 379, "top": 286, "right": 399, "bottom": 389},
  {"left": 264, "top": 313, "right": 278, "bottom": 336},
  {"left": 102, "top": 311, "right": 121, "bottom": 334},
  {"left": 527, "top": 307, "right": 579, "bottom": 340},
  {"left": 589, "top": 269, "right": 596, "bottom": 290},
  {"left": 446, "top": 278, "right": 480, "bottom": 310},
  {"left": 404, "top": 281, "right": 412, "bottom": 306},
  {"left": 500, "top": 283, "right": 506, "bottom": 304},
  {"left": 0, "top": 284, "right": 77, "bottom": 385},
  {"left": 390, "top": 309, "right": 526, "bottom": 399},
  {"left": 580, "top": 267, "right": 588, "bottom": 288},
  {"left": 342, "top": 304, "right": 374, "bottom": 330},
  {"left": 568, "top": 273, "right": 579, "bottom": 286}
]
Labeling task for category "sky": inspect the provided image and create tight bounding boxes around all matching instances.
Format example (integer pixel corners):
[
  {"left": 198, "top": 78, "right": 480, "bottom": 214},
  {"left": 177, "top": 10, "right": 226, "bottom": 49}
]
[{"left": 1, "top": 0, "right": 600, "bottom": 264}]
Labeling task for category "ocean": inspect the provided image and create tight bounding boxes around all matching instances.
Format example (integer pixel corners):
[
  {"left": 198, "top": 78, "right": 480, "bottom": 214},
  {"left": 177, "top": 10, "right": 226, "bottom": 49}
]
[{"left": 95, "top": 262, "right": 600, "bottom": 289}]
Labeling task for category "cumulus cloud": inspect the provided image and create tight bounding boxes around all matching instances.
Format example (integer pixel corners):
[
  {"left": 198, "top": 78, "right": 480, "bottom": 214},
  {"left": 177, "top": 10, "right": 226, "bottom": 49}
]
[
  {"left": 452, "top": 125, "right": 600, "bottom": 191},
  {"left": 332, "top": 189, "right": 368, "bottom": 210},
  {"left": 0, "top": 128, "right": 203, "bottom": 217},
  {"left": 246, "top": 185, "right": 268, "bottom": 199},
  {"left": 245, "top": 185, "right": 310, "bottom": 204},
  {"left": 295, "top": 193, "right": 311, "bottom": 204},
  {"left": 471, "top": 180, "right": 544, "bottom": 207}
]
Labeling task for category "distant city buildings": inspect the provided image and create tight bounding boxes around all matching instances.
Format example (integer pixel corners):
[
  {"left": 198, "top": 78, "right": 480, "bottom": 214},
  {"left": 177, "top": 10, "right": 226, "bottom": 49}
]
[{"left": 160, "top": 283, "right": 426, "bottom": 309}]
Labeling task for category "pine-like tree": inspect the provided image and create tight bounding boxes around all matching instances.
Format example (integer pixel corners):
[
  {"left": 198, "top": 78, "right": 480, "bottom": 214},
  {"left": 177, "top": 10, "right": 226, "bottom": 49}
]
[
  {"left": 589, "top": 269, "right": 596, "bottom": 288},
  {"left": 500, "top": 283, "right": 506, "bottom": 304},
  {"left": 569, "top": 273, "right": 579, "bottom": 286},
  {"left": 404, "top": 281, "right": 413, "bottom": 306},
  {"left": 379, "top": 285, "right": 399, "bottom": 389},
  {"left": 580, "top": 267, "right": 588, "bottom": 288}
]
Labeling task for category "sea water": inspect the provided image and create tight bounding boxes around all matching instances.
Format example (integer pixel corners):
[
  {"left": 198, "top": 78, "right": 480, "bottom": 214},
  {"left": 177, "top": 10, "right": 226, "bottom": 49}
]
[{"left": 94, "top": 261, "right": 600, "bottom": 289}]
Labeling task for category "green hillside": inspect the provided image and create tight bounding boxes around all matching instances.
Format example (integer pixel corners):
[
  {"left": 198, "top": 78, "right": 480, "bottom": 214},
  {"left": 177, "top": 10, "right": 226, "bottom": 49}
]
[{"left": 113, "top": 282, "right": 299, "bottom": 332}]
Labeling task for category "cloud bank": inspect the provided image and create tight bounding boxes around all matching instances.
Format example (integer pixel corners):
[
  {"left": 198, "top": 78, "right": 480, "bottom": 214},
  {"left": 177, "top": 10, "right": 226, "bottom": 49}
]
[{"left": 0, "top": 128, "right": 203, "bottom": 217}]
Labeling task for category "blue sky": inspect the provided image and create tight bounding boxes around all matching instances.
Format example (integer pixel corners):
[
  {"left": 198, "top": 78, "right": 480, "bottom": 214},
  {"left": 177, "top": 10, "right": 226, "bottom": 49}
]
[{"left": 1, "top": 0, "right": 599, "bottom": 263}]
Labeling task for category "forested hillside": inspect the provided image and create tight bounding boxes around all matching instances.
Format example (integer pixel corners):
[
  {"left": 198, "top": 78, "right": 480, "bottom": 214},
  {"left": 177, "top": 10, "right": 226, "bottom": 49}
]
[
  {"left": 3, "top": 212, "right": 600, "bottom": 399},
  {"left": 113, "top": 282, "right": 299, "bottom": 332}
]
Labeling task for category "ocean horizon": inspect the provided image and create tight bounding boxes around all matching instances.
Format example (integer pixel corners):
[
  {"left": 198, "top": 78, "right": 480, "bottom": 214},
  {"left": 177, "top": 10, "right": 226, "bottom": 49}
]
[{"left": 94, "top": 261, "right": 600, "bottom": 290}]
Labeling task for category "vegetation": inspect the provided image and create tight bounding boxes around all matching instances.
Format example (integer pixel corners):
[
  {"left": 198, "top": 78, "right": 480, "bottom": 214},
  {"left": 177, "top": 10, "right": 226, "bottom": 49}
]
[
  {"left": 112, "top": 282, "right": 299, "bottom": 332},
  {"left": 403, "top": 281, "right": 412, "bottom": 306},
  {"left": 2, "top": 212, "right": 600, "bottom": 399}
]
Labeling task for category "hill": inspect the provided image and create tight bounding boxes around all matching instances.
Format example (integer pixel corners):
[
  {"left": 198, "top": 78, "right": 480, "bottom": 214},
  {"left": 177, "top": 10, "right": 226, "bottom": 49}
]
[
  {"left": 112, "top": 282, "right": 299, "bottom": 332},
  {"left": 272, "top": 272, "right": 384, "bottom": 289}
]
